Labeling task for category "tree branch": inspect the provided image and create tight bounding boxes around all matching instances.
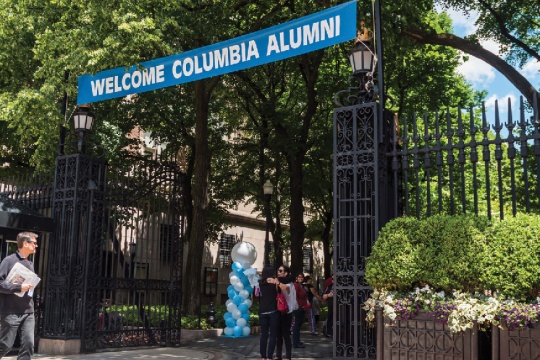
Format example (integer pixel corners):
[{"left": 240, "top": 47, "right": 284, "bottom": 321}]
[
  {"left": 476, "top": 0, "right": 540, "bottom": 63},
  {"left": 402, "top": 28, "right": 538, "bottom": 105}
]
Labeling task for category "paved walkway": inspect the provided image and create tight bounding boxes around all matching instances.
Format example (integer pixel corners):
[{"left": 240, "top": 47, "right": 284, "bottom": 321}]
[{"left": 6, "top": 330, "right": 333, "bottom": 360}]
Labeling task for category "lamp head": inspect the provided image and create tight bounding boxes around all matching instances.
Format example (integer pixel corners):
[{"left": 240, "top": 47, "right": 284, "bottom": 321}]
[
  {"left": 73, "top": 104, "right": 94, "bottom": 132},
  {"left": 263, "top": 180, "right": 273, "bottom": 195}
]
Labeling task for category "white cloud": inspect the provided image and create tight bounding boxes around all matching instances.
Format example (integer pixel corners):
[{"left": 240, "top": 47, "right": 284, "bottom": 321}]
[
  {"left": 456, "top": 40, "right": 503, "bottom": 88},
  {"left": 484, "top": 93, "right": 518, "bottom": 117},
  {"left": 522, "top": 60, "right": 540, "bottom": 80},
  {"left": 444, "top": 8, "right": 479, "bottom": 36},
  {"left": 457, "top": 56, "right": 496, "bottom": 87}
]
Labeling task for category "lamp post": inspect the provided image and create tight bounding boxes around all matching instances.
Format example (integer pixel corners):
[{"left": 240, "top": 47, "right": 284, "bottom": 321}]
[
  {"left": 263, "top": 180, "right": 273, "bottom": 265},
  {"left": 73, "top": 104, "right": 95, "bottom": 153},
  {"left": 129, "top": 241, "right": 137, "bottom": 279}
]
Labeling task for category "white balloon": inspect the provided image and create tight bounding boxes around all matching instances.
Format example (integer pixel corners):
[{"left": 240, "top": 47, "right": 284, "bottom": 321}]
[
  {"left": 234, "top": 282, "right": 244, "bottom": 292},
  {"left": 242, "top": 326, "right": 251, "bottom": 336},
  {"left": 224, "top": 327, "right": 233, "bottom": 336},
  {"left": 239, "top": 290, "right": 249, "bottom": 299},
  {"left": 244, "top": 299, "right": 252, "bottom": 308},
  {"left": 236, "top": 318, "right": 247, "bottom": 327},
  {"left": 229, "top": 271, "right": 235, "bottom": 278},
  {"left": 230, "top": 275, "right": 240, "bottom": 285},
  {"left": 225, "top": 299, "right": 233, "bottom": 307},
  {"left": 226, "top": 303, "right": 237, "bottom": 313},
  {"left": 231, "top": 242, "right": 257, "bottom": 266},
  {"left": 232, "top": 309, "right": 242, "bottom": 319},
  {"left": 242, "top": 262, "right": 251, "bottom": 269}
]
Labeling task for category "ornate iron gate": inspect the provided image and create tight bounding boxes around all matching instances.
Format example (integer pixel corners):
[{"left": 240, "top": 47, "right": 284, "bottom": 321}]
[
  {"left": 88, "top": 155, "right": 184, "bottom": 351},
  {"left": 26, "top": 153, "right": 185, "bottom": 352}
]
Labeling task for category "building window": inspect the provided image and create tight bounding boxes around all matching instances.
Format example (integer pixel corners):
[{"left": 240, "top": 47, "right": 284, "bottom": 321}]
[
  {"left": 303, "top": 246, "right": 313, "bottom": 273},
  {"left": 160, "top": 223, "right": 177, "bottom": 262},
  {"left": 204, "top": 267, "right": 218, "bottom": 296},
  {"left": 219, "top": 234, "right": 236, "bottom": 267}
]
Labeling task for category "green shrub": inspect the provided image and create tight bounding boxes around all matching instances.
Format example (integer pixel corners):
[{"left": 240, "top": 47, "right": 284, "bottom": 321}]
[
  {"left": 422, "top": 214, "right": 490, "bottom": 293},
  {"left": 480, "top": 213, "right": 540, "bottom": 300},
  {"left": 105, "top": 302, "right": 261, "bottom": 330},
  {"left": 366, "top": 214, "right": 491, "bottom": 293},
  {"left": 365, "top": 216, "right": 430, "bottom": 291}
]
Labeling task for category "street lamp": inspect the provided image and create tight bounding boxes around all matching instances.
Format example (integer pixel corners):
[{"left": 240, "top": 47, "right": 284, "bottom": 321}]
[
  {"left": 73, "top": 104, "right": 95, "bottom": 153},
  {"left": 263, "top": 180, "right": 273, "bottom": 265},
  {"left": 348, "top": 37, "right": 374, "bottom": 77},
  {"left": 334, "top": 24, "right": 378, "bottom": 107},
  {"left": 348, "top": 25, "right": 375, "bottom": 99}
]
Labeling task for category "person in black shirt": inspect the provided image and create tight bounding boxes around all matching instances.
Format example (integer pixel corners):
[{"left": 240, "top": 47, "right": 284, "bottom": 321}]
[
  {"left": 258, "top": 265, "right": 278, "bottom": 360},
  {"left": 303, "top": 276, "right": 322, "bottom": 335},
  {"left": 0, "top": 232, "right": 39, "bottom": 360}
]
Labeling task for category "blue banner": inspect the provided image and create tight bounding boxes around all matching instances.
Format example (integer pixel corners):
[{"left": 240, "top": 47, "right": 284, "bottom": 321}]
[{"left": 77, "top": 1, "right": 357, "bottom": 105}]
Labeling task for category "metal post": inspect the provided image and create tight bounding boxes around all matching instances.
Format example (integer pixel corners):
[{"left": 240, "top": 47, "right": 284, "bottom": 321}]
[
  {"left": 58, "top": 70, "right": 69, "bottom": 155},
  {"left": 264, "top": 193, "right": 271, "bottom": 265},
  {"left": 374, "top": 0, "right": 385, "bottom": 143}
]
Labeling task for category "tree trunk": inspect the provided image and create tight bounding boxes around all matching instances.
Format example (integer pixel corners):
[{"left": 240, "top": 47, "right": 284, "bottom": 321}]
[
  {"left": 281, "top": 52, "right": 321, "bottom": 277},
  {"left": 182, "top": 79, "right": 218, "bottom": 315},
  {"left": 321, "top": 210, "right": 333, "bottom": 279},
  {"left": 288, "top": 156, "right": 306, "bottom": 277},
  {"left": 402, "top": 28, "right": 539, "bottom": 105}
]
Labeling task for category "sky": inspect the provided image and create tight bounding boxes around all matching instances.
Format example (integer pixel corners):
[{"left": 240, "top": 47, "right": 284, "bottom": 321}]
[{"left": 443, "top": 7, "right": 540, "bottom": 121}]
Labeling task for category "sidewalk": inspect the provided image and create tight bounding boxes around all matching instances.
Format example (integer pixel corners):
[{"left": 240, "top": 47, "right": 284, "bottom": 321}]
[{"left": 6, "top": 330, "right": 333, "bottom": 360}]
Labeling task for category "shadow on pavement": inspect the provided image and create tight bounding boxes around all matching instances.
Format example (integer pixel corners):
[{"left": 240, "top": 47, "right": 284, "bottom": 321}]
[{"left": 186, "top": 330, "right": 333, "bottom": 359}]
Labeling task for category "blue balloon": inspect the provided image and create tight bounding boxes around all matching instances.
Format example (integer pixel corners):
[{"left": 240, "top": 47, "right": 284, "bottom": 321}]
[
  {"left": 232, "top": 262, "right": 243, "bottom": 273},
  {"left": 242, "top": 313, "right": 250, "bottom": 321},
  {"left": 227, "top": 285, "right": 234, "bottom": 292},
  {"left": 226, "top": 318, "right": 236, "bottom": 328},
  {"left": 228, "top": 290, "right": 237, "bottom": 299},
  {"left": 224, "top": 312, "right": 232, "bottom": 320},
  {"left": 244, "top": 285, "right": 253, "bottom": 294},
  {"left": 238, "top": 303, "right": 248, "bottom": 313},
  {"left": 233, "top": 295, "right": 243, "bottom": 306},
  {"left": 233, "top": 325, "right": 243, "bottom": 337}
]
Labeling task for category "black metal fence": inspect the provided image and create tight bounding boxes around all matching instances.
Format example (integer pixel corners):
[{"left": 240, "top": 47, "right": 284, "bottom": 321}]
[
  {"left": 389, "top": 96, "right": 540, "bottom": 220},
  {"left": 333, "top": 94, "right": 540, "bottom": 359},
  {"left": 0, "top": 153, "right": 185, "bottom": 352}
]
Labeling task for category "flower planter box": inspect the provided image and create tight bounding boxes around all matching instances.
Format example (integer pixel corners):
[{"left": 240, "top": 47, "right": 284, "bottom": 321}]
[
  {"left": 493, "top": 323, "right": 540, "bottom": 360},
  {"left": 376, "top": 308, "right": 480, "bottom": 360}
]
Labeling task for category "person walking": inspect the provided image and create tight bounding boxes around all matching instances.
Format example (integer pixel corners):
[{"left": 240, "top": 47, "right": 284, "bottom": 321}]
[
  {"left": 303, "top": 275, "right": 322, "bottom": 335},
  {"left": 322, "top": 275, "right": 334, "bottom": 338},
  {"left": 274, "top": 265, "right": 295, "bottom": 360},
  {"left": 291, "top": 273, "right": 308, "bottom": 348},
  {"left": 0, "top": 232, "right": 39, "bottom": 360},
  {"left": 258, "top": 265, "right": 279, "bottom": 360}
]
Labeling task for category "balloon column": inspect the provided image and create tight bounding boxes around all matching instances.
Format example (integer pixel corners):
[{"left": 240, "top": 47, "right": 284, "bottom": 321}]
[{"left": 223, "top": 242, "right": 259, "bottom": 337}]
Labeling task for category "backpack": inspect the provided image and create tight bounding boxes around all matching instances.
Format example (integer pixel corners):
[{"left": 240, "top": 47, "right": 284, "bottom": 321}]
[
  {"left": 294, "top": 282, "right": 310, "bottom": 310},
  {"left": 276, "top": 284, "right": 289, "bottom": 313}
]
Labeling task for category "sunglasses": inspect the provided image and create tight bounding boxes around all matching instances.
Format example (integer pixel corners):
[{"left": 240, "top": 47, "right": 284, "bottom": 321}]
[
  {"left": 26, "top": 240, "right": 38, "bottom": 246},
  {"left": 278, "top": 269, "right": 285, "bottom": 273}
]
